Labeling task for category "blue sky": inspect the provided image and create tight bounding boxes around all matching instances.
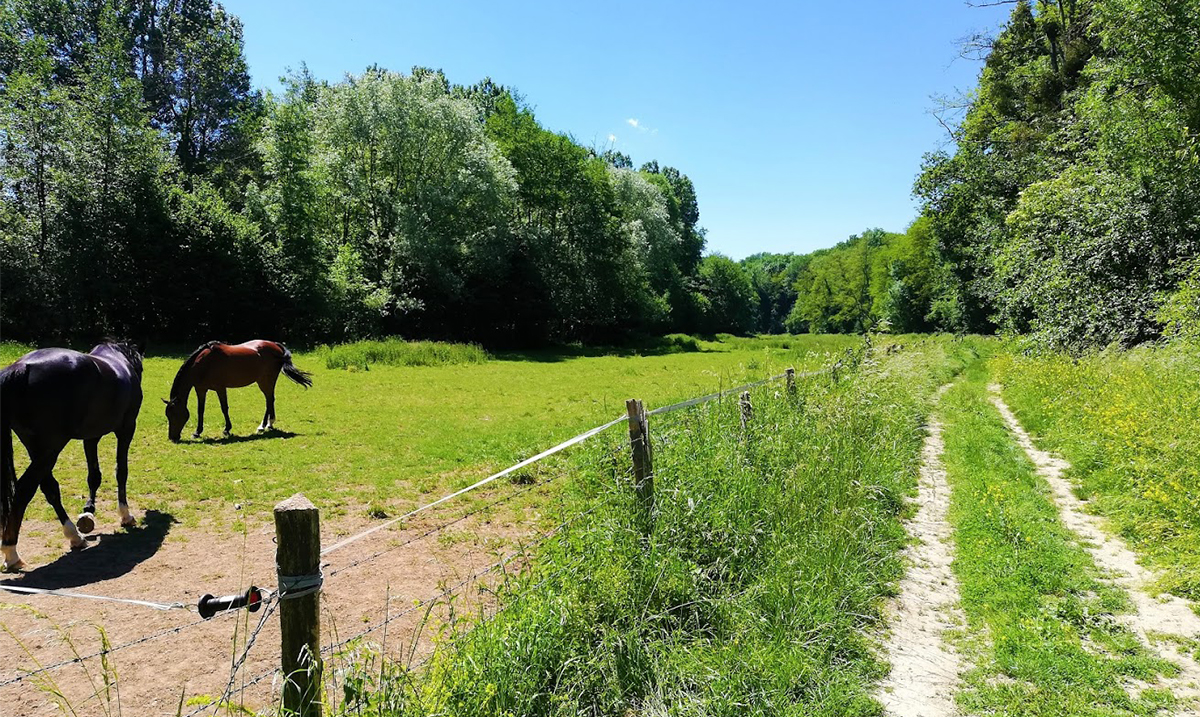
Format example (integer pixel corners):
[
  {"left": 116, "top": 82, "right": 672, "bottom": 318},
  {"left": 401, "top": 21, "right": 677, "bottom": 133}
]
[{"left": 225, "top": 1, "right": 1012, "bottom": 259}]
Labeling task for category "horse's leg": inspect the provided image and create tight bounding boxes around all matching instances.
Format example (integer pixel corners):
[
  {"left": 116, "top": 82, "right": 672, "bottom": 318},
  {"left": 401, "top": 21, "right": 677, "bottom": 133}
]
[
  {"left": 77, "top": 437, "right": 102, "bottom": 534},
  {"left": 115, "top": 429, "right": 136, "bottom": 527},
  {"left": 1, "top": 460, "right": 46, "bottom": 571},
  {"left": 193, "top": 388, "right": 207, "bottom": 439},
  {"left": 258, "top": 372, "right": 280, "bottom": 432},
  {"left": 39, "top": 466, "right": 86, "bottom": 551},
  {"left": 216, "top": 388, "right": 232, "bottom": 437}
]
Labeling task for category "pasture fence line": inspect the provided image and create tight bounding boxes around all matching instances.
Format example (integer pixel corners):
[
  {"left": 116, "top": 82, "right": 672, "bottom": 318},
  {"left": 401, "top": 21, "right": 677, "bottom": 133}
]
[{"left": 2, "top": 355, "right": 864, "bottom": 713}]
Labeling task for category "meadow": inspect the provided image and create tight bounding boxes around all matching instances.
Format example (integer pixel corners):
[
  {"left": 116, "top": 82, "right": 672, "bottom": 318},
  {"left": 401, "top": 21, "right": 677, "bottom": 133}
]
[{"left": 0, "top": 334, "right": 861, "bottom": 541}]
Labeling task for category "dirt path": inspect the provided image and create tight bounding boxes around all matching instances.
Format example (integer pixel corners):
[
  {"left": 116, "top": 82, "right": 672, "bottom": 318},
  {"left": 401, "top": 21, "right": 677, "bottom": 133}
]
[
  {"left": 0, "top": 492, "right": 546, "bottom": 716},
  {"left": 877, "top": 385, "right": 964, "bottom": 717},
  {"left": 990, "top": 385, "right": 1200, "bottom": 711}
]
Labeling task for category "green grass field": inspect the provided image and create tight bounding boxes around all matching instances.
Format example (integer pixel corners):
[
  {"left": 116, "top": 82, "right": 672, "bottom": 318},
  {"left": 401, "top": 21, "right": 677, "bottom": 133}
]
[{"left": 0, "top": 335, "right": 862, "bottom": 530}]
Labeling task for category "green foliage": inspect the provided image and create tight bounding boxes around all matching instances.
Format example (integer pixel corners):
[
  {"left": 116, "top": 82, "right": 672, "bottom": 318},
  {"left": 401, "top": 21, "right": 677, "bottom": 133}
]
[
  {"left": 914, "top": 0, "right": 1200, "bottom": 348},
  {"left": 775, "top": 223, "right": 938, "bottom": 335},
  {"left": 0, "top": 3, "right": 712, "bottom": 347},
  {"left": 696, "top": 255, "right": 756, "bottom": 334},
  {"left": 318, "top": 339, "right": 489, "bottom": 370},
  {"left": 1158, "top": 259, "right": 1200, "bottom": 340}
]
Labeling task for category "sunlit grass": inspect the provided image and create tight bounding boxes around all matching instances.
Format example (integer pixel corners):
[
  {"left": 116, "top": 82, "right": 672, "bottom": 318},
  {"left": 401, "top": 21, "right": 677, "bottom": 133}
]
[
  {"left": 992, "top": 342, "right": 1200, "bottom": 599},
  {"left": 940, "top": 367, "right": 1173, "bottom": 716},
  {"left": 0, "top": 335, "right": 862, "bottom": 532}
]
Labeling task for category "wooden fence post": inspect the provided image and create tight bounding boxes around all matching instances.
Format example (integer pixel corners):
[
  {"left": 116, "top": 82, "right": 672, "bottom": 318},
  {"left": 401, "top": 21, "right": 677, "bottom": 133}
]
[
  {"left": 275, "top": 494, "right": 323, "bottom": 717},
  {"left": 785, "top": 367, "right": 796, "bottom": 397},
  {"left": 625, "top": 399, "right": 654, "bottom": 537},
  {"left": 739, "top": 391, "right": 753, "bottom": 430}
]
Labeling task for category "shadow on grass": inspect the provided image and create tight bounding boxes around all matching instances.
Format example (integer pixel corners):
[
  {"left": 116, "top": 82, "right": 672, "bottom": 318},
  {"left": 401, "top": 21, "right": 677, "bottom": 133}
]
[
  {"left": 197, "top": 429, "right": 299, "bottom": 445},
  {"left": 495, "top": 337, "right": 720, "bottom": 364},
  {"left": 0, "top": 510, "right": 177, "bottom": 589}
]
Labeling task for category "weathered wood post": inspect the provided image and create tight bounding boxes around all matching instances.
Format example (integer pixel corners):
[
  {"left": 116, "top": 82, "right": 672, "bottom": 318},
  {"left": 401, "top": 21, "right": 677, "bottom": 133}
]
[
  {"left": 831, "top": 360, "right": 841, "bottom": 384},
  {"left": 739, "top": 391, "right": 753, "bottom": 430},
  {"left": 625, "top": 399, "right": 654, "bottom": 538},
  {"left": 275, "top": 494, "right": 322, "bottom": 717},
  {"left": 785, "top": 367, "right": 796, "bottom": 398}
]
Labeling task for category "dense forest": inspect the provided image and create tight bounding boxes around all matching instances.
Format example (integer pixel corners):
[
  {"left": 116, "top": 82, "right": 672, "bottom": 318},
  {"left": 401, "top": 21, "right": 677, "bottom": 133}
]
[
  {"left": 0, "top": 0, "right": 727, "bottom": 345},
  {"left": 3, "top": 0, "right": 1199, "bottom": 350}
]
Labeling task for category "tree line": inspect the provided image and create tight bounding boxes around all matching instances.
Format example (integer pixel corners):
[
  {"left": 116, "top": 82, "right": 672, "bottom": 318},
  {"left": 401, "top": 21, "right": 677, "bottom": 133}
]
[
  {"left": 0, "top": 0, "right": 755, "bottom": 346},
  {"left": 5, "top": 0, "right": 1198, "bottom": 350},
  {"left": 744, "top": 0, "right": 1200, "bottom": 348}
]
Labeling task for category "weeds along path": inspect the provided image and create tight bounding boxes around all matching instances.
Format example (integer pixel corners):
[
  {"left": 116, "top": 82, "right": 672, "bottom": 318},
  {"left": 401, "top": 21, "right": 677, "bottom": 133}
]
[
  {"left": 877, "top": 384, "right": 965, "bottom": 717},
  {"left": 990, "top": 385, "right": 1200, "bottom": 707}
]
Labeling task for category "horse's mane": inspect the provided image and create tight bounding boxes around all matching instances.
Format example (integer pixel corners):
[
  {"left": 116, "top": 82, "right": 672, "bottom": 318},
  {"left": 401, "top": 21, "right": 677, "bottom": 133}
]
[
  {"left": 96, "top": 339, "right": 144, "bottom": 376},
  {"left": 169, "top": 341, "right": 222, "bottom": 401}
]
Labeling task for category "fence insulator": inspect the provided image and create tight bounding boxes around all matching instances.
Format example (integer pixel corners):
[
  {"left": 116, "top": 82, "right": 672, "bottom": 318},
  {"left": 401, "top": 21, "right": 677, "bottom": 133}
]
[{"left": 198, "top": 587, "right": 265, "bottom": 620}]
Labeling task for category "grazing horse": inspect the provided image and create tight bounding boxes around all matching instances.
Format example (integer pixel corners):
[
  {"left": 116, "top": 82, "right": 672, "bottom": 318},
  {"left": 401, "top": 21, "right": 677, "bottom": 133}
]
[
  {"left": 164, "top": 340, "right": 312, "bottom": 442},
  {"left": 0, "top": 342, "right": 144, "bottom": 571}
]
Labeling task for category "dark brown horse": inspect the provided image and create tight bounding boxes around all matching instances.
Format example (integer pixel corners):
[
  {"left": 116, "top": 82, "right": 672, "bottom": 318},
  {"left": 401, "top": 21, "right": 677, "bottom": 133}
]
[
  {"left": 164, "top": 341, "right": 312, "bottom": 442},
  {"left": 1, "top": 342, "right": 144, "bottom": 571}
]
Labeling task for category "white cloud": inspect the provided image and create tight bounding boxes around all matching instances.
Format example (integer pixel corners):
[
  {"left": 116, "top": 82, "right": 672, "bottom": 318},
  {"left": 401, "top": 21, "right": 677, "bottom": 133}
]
[
  {"left": 608, "top": 133, "right": 617, "bottom": 144},
  {"left": 626, "top": 118, "right": 639, "bottom": 128}
]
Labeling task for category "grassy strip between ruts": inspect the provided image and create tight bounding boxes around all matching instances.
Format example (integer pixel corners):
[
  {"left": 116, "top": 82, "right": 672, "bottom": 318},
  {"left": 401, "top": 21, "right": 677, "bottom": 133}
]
[
  {"left": 940, "top": 365, "right": 1176, "bottom": 717},
  {"left": 296, "top": 338, "right": 985, "bottom": 716},
  {"left": 991, "top": 343, "right": 1200, "bottom": 601}
]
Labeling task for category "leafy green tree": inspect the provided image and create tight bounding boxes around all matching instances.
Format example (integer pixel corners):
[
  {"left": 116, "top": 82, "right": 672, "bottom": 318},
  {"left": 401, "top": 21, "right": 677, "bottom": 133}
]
[{"left": 697, "top": 255, "right": 755, "bottom": 334}]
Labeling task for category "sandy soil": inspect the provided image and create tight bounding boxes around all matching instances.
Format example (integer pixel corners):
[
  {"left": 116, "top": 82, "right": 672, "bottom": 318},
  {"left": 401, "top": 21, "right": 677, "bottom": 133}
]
[
  {"left": 990, "top": 385, "right": 1200, "bottom": 712},
  {"left": 877, "top": 384, "right": 965, "bottom": 717},
  {"left": 0, "top": 492, "right": 547, "bottom": 717}
]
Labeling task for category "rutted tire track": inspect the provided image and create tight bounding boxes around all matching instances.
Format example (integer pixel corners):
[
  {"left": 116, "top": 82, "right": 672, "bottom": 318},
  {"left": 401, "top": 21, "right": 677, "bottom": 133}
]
[
  {"left": 990, "top": 384, "right": 1200, "bottom": 712},
  {"left": 878, "top": 384, "right": 964, "bottom": 717}
]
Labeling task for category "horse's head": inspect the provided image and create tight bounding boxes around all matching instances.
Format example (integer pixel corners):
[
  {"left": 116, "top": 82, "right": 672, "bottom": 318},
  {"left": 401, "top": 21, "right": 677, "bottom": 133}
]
[{"left": 163, "top": 397, "right": 189, "bottom": 442}]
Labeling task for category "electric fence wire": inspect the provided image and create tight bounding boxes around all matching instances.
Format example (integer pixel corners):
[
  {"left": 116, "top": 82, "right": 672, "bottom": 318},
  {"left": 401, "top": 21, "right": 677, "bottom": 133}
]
[
  {"left": 326, "top": 467, "right": 571, "bottom": 579},
  {"left": 0, "top": 597, "right": 246, "bottom": 688}
]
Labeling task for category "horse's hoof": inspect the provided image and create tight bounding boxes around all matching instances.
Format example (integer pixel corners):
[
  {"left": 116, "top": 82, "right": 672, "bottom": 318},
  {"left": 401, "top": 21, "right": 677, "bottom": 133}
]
[
  {"left": 119, "top": 503, "right": 136, "bottom": 528},
  {"left": 76, "top": 512, "right": 96, "bottom": 534},
  {"left": 223, "top": 429, "right": 231, "bottom": 438},
  {"left": 191, "top": 432, "right": 201, "bottom": 439},
  {"left": 2, "top": 558, "right": 26, "bottom": 573},
  {"left": 121, "top": 516, "right": 137, "bottom": 528},
  {"left": 256, "top": 426, "right": 265, "bottom": 434},
  {"left": 69, "top": 538, "right": 86, "bottom": 551}
]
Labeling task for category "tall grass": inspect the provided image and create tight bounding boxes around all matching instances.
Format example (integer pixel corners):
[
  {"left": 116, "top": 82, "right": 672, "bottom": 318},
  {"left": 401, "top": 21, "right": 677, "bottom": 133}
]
[
  {"left": 992, "top": 342, "right": 1200, "bottom": 599},
  {"left": 325, "top": 338, "right": 983, "bottom": 715},
  {"left": 317, "top": 339, "right": 490, "bottom": 370}
]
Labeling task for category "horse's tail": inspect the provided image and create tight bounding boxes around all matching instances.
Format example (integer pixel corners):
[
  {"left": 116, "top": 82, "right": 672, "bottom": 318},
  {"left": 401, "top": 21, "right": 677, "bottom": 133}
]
[
  {"left": 279, "top": 346, "right": 313, "bottom": 389},
  {"left": 0, "top": 366, "right": 22, "bottom": 533}
]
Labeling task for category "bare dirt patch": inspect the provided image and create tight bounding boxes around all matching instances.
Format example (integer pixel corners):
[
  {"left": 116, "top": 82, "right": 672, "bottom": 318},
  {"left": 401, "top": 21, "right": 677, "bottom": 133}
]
[
  {"left": 990, "top": 385, "right": 1200, "bottom": 711},
  {"left": 877, "top": 385, "right": 964, "bottom": 717},
  {"left": 0, "top": 489, "right": 549, "bottom": 716}
]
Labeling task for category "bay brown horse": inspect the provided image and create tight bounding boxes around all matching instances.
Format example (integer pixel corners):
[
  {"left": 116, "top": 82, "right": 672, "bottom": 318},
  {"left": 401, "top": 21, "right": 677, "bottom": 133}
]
[
  {"left": 1, "top": 342, "right": 144, "bottom": 571},
  {"left": 164, "top": 341, "right": 312, "bottom": 442}
]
